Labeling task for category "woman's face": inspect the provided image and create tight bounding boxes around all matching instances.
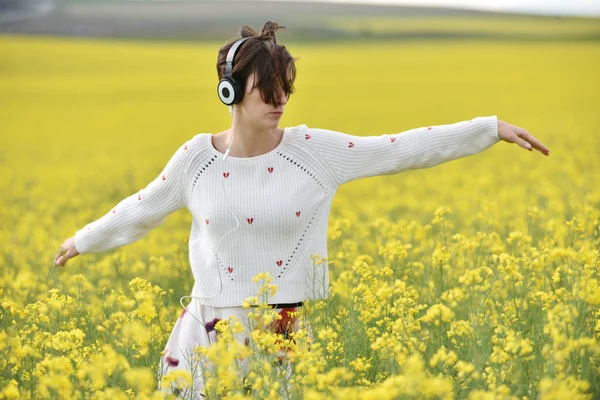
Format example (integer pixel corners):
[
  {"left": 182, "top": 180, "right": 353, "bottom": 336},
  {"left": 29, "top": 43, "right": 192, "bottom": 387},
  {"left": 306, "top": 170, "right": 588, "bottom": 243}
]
[{"left": 237, "top": 71, "right": 289, "bottom": 130}]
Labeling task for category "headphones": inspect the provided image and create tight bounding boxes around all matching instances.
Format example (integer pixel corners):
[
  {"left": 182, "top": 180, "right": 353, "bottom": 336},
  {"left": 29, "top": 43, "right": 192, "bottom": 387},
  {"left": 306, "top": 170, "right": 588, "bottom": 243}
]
[
  {"left": 179, "top": 37, "right": 249, "bottom": 332},
  {"left": 217, "top": 37, "right": 250, "bottom": 106}
]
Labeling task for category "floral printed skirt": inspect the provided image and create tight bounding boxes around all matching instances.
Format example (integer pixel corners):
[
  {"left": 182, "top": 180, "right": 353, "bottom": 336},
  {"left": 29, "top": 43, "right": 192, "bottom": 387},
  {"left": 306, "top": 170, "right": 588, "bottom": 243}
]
[{"left": 157, "top": 298, "right": 306, "bottom": 399}]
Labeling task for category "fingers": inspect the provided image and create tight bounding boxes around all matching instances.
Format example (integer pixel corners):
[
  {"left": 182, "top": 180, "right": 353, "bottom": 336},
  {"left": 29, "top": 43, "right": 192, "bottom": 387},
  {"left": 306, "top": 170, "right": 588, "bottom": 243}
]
[
  {"left": 517, "top": 128, "right": 550, "bottom": 156},
  {"left": 54, "top": 249, "right": 63, "bottom": 266},
  {"left": 54, "top": 253, "right": 66, "bottom": 267},
  {"left": 54, "top": 236, "right": 80, "bottom": 267},
  {"left": 514, "top": 134, "right": 533, "bottom": 151},
  {"left": 54, "top": 246, "right": 69, "bottom": 267}
]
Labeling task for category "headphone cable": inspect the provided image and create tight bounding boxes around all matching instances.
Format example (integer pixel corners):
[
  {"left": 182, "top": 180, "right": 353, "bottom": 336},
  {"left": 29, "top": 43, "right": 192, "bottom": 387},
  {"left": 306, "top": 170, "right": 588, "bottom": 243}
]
[{"left": 179, "top": 107, "right": 239, "bottom": 331}]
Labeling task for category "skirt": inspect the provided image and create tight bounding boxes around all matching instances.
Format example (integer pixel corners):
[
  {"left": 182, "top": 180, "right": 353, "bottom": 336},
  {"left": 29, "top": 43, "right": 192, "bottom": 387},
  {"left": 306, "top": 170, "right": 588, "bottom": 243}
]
[{"left": 157, "top": 298, "right": 307, "bottom": 399}]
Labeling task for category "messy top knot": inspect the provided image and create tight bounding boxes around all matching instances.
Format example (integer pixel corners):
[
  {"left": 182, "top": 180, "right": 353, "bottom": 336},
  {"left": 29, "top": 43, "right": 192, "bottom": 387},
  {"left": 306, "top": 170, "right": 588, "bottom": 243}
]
[
  {"left": 217, "top": 21, "right": 297, "bottom": 108},
  {"left": 240, "top": 21, "right": 284, "bottom": 43}
]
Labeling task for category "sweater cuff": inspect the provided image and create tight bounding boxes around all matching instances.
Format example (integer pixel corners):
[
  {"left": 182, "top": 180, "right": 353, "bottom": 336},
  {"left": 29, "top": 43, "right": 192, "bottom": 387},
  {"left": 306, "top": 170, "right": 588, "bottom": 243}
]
[
  {"left": 474, "top": 115, "right": 500, "bottom": 140},
  {"left": 73, "top": 229, "right": 88, "bottom": 255}
]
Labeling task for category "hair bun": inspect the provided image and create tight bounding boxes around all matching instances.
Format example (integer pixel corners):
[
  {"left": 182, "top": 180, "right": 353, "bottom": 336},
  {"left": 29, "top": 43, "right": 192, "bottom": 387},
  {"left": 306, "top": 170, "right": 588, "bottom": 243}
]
[
  {"left": 239, "top": 21, "right": 285, "bottom": 42},
  {"left": 239, "top": 25, "right": 257, "bottom": 39},
  {"left": 259, "top": 21, "right": 285, "bottom": 42}
]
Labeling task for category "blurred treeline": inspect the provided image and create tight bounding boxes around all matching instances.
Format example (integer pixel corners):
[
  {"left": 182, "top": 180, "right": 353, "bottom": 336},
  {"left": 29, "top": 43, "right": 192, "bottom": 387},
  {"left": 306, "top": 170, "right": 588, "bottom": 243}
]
[{"left": 1, "top": 0, "right": 599, "bottom": 43}]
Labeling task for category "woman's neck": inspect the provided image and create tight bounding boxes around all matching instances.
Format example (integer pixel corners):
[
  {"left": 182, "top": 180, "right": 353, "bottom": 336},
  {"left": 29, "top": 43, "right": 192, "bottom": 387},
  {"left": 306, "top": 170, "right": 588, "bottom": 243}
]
[{"left": 214, "top": 126, "right": 284, "bottom": 158}]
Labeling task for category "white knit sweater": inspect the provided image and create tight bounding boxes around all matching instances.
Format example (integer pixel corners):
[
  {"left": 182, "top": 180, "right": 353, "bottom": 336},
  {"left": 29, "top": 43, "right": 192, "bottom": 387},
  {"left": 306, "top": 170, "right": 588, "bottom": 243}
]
[{"left": 74, "top": 116, "right": 500, "bottom": 307}]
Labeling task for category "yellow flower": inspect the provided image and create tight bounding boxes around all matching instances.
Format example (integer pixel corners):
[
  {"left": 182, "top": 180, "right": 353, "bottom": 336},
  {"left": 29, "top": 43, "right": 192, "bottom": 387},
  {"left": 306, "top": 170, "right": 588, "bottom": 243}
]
[
  {"left": 1, "top": 380, "right": 20, "bottom": 399},
  {"left": 349, "top": 356, "right": 372, "bottom": 372},
  {"left": 124, "top": 368, "right": 155, "bottom": 395}
]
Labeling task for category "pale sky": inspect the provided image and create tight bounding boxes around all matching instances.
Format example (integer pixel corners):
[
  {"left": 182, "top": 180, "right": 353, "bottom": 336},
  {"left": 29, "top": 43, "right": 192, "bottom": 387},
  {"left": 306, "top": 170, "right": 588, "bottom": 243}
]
[{"left": 289, "top": 0, "right": 600, "bottom": 16}]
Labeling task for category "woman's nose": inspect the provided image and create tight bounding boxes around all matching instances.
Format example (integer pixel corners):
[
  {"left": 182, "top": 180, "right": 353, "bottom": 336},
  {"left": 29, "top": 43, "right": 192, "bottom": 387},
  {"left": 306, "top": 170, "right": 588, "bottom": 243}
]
[{"left": 279, "top": 89, "right": 289, "bottom": 105}]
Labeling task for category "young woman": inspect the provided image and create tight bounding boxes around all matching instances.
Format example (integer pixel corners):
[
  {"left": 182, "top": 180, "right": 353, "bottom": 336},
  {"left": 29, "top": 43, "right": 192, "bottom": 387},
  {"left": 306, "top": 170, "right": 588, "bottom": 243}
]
[{"left": 54, "top": 21, "right": 550, "bottom": 398}]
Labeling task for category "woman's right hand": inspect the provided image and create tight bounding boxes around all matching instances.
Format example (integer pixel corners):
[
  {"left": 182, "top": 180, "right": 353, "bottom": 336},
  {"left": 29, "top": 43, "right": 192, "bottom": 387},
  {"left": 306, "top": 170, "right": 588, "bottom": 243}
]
[{"left": 54, "top": 236, "right": 80, "bottom": 267}]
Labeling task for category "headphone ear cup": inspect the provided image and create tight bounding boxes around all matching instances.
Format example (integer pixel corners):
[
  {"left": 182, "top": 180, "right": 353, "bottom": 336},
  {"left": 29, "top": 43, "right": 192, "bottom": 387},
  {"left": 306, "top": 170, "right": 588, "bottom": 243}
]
[
  {"left": 217, "top": 76, "right": 245, "bottom": 105},
  {"left": 217, "top": 77, "right": 236, "bottom": 105},
  {"left": 230, "top": 77, "right": 245, "bottom": 104}
]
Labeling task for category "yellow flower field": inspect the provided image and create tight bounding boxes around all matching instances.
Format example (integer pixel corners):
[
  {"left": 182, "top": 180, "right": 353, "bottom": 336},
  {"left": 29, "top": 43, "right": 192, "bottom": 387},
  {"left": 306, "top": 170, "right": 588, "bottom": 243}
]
[{"left": 1, "top": 34, "right": 599, "bottom": 399}]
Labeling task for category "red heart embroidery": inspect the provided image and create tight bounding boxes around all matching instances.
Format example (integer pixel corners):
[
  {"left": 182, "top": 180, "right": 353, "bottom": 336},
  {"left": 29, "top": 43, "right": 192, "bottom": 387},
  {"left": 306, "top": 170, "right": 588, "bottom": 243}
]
[
  {"left": 247, "top": 218, "right": 254, "bottom": 224},
  {"left": 390, "top": 137, "right": 396, "bottom": 142},
  {"left": 112, "top": 209, "right": 116, "bottom": 214},
  {"left": 162, "top": 175, "right": 166, "bottom": 181},
  {"left": 348, "top": 142, "right": 354, "bottom": 148},
  {"left": 296, "top": 211, "right": 301, "bottom": 217},
  {"left": 205, "top": 219, "right": 209, "bottom": 225},
  {"left": 138, "top": 194, "right": 141, "bottom": 200},
  {"left": 268, "top": 167, "right": 274, "bottom": 173},
  {"left": 223, "top": 172, "right": 229, "bottom": 178},
  {"left": 227, "top": 267, "right": 233, "bottom": 273},
  {"left": 184, "top": 145, "right": 188, "bottom": 150},
  {"left": 427, "top": 127, "right": 432, "bottom": 130},
  {"left": 276, "top": 260, "right": 283, "bottom": 267},
  {"left": 305, "top": 133, "right": 311, "bottom": 140}
]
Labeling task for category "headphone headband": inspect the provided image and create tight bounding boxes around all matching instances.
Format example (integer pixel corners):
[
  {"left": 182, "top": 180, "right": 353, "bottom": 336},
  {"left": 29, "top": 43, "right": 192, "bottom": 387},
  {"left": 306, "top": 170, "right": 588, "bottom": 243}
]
[
  {"left": 217, "top": 36, "right": 251, "bottom": 106},
  {"left": 224, "top": 37, "right": 250, "bottom": 77}
]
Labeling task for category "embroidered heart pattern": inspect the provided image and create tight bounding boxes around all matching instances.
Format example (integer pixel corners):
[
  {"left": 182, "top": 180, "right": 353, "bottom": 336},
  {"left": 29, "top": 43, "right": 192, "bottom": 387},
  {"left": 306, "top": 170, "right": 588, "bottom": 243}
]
[
  {"left": 162, "top": 175, "right": 166, "bottom": 181},
  {"left": 390, "top": 137, "right": 396, "bottom": 142},
  {"left": 268, "top": 167, "right": 274, "bottom": 173},
  {"left": 166, "top": 356, "right": 179, "bottom": 367},
  {"left": 223, "top": 172, "right": 230, "bottom": 178},
  {"left": 227, "top": 266, "right": 233, "bottom": 273},
  {"left": 184, "top": 144, "right": 188, "bottom": 150},
  {"left": 305, "top": 133, "right": 311, "bottom": 140},
  {"left": 205, "top": 219, "right": 209, "bottom": 225},
  {"left": 112, "top": 209, "right": 116, "bottom": 214},
  {"left": 276, "top": 260, "right": 283, "bottom": 267},
  {"left": 348, "top": 142, "right": 354, "bottom": 148},
  {"left": 296, "top": 211, "right": 301, "bottom": 217},
  {"left": 247, "top": 218, "right": 254, "bottom": 224},
  {"left": 138, "top": 194, "right": 142, "bottom": 200},
  {"left": 427, "top": 127, "right": 432, "bottom": 130}
]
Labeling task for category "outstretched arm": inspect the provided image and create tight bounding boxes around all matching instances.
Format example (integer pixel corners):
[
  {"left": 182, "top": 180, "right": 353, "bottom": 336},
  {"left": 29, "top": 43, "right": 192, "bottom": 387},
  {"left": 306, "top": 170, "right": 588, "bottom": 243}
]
[
  {"left": 71, "top": 138, "right": 196, "bottom": 255},
  {"left": 304, "top": 116, "right": 548, "bottom": 186}
]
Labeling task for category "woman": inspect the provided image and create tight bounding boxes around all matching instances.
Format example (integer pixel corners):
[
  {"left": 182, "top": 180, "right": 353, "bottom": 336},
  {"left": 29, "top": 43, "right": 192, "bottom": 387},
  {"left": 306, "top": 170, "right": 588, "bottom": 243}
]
[{"left": 54, "top": 21, "right": 550, "bottom": 398}]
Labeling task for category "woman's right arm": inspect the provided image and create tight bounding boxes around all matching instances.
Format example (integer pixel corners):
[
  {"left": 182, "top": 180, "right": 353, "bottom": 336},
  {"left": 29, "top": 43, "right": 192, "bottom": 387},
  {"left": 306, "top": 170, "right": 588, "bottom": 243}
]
[{"left": 54, "top": 137, "right": 197, "bottom": 266}]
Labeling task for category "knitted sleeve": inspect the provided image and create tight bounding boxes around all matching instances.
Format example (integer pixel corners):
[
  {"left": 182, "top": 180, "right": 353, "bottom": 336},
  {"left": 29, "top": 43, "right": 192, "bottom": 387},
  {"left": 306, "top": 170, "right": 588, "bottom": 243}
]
[
  {"left": 73, "top": 138, "right": 196, "bottom": 254},
  {"left": 305, "top": 115, "right": 500, "bottom": 186}
]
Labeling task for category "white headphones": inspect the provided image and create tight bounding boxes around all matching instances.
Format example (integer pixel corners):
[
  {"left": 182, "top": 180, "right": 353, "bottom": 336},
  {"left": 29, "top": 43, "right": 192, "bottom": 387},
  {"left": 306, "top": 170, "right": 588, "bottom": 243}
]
[{"left": 180, "top": 38, "right": 248, "bottom": 330}]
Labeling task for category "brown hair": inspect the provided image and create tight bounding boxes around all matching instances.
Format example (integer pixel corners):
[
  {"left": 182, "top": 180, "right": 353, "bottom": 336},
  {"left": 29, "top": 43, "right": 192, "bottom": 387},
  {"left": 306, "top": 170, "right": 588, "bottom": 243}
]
[{"left": 216, "top": 21, "right": 298, "bottom": 108}]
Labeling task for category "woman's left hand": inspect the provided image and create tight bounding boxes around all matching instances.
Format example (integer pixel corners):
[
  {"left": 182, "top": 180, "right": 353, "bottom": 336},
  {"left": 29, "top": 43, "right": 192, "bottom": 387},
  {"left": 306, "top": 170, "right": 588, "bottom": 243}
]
[{"left": 497, "top": 120, "right": 550, "bottom": 155}]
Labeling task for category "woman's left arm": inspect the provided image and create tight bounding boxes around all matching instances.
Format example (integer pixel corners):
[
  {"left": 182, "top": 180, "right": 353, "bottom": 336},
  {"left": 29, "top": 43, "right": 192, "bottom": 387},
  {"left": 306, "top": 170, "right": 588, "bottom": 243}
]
[{"left": 304, "top": 115, "right": 549, "bottom": 186}]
